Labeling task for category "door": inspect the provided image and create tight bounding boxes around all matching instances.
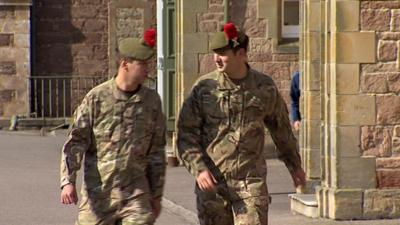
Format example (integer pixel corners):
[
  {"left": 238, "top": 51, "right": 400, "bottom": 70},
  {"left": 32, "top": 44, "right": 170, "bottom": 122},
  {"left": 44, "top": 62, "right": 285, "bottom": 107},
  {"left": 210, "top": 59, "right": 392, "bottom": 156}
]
[{"left": 163, "top": 0, "right": 176, "bottom": 131}]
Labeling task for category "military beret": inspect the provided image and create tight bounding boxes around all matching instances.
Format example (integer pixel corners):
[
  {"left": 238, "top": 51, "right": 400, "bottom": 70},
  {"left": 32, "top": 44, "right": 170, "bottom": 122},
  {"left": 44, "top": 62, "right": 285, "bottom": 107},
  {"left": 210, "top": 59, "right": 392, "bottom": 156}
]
[
  {"left": 118, "top": 28, "right": 156, "bottom": 60},
  {"left": 210, "top": 22, "right": 247, "bottom": 51}
]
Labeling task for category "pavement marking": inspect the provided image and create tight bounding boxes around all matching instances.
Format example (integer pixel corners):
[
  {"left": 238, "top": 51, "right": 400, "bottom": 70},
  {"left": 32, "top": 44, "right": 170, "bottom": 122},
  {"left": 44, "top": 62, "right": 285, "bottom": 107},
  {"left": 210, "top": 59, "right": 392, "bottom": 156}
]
[{"left": 162, "top": 197, "right": 199, "bottom": 225}]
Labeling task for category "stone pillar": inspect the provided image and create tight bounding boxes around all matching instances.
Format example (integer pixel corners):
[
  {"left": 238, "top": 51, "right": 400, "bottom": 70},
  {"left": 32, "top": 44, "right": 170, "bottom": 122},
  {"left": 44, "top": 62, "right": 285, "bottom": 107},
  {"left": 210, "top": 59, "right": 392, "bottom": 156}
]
[
  {"left": 176, "top": 0, "right": 209, "bottom": 106},
  {"left": 0, "top": 0, "right": 31, "bottom": 121},
  {"left": 299, "top": 0, "right": 323, "bottom": 193},
  {"left": 314, "top": 0, "right": 378, "bottom": 219},
  {"left": 299, "top": 0, "right": 400, "bottom": 220},
  {"left": 174, "top": 0, "right": 209, "bottom": 159}
]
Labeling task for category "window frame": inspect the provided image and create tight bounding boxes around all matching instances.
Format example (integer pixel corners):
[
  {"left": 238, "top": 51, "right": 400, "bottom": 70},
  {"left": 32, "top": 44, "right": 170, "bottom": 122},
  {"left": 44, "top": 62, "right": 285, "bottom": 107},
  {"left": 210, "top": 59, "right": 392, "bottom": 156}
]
[
  {"left": 281, "top": 0, "right": 300, "bottom": 39},
  {"left": 258, "top": 0, "right": 300, "bottom": 53}
]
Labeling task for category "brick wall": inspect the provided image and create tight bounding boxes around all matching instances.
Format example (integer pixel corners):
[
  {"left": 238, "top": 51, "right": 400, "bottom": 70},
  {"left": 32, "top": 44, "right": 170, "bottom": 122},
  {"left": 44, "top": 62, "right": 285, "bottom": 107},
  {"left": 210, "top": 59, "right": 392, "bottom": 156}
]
[
  {"left": 32, "top": 0, "right": 156, "bottom": 117},
  {"left": 0, "top": 5, "right": 30, "bottom": 118},
  {"left": 35, "top": 0, "right": 156, "bottom": 78},
  {"left": 197, "top": 0, "right": 298, "bottom": 105},
  {"left": 34, "top": 0, "right": 109, "bottom": 77},
  {"left": 360, "top": 0, "right": 400, "bottom": 189}
]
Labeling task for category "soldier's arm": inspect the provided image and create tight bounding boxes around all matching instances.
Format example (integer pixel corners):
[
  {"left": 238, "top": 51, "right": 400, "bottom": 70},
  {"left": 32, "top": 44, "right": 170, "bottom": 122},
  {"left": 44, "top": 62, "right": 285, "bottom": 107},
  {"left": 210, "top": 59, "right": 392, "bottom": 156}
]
[
  {"left": 60, "top": 94, "right": 93, "bottom": 188},
  {"left": 177, "top": 86, "right": 209, "bottom": 178},
  {"left": 146, "top": 96, "right": 167, "bottom": 199},
  {"left": 264, "top": 87, "right": 302, "bottom": 173}
]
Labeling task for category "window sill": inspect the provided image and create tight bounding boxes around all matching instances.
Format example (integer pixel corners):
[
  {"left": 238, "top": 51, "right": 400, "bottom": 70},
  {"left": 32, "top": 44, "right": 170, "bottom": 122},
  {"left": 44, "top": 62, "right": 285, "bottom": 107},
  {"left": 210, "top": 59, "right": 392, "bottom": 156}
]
[
  {"left": 274, "top": 40, "right": 299, "bottom": 54},
  {"left": 0, "top": 0, "right": 32, "bottom": 6}
]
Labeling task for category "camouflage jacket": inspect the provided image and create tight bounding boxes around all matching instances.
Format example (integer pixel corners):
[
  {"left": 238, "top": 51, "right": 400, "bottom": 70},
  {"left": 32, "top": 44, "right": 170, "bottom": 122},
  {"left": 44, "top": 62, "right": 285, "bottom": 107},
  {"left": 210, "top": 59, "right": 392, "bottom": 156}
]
[
  {"left": 60, "top": 78, "right": 166, "bottom": 201},
  {"left": 177, "top": 69, "right": 301, "bottom": 200}
]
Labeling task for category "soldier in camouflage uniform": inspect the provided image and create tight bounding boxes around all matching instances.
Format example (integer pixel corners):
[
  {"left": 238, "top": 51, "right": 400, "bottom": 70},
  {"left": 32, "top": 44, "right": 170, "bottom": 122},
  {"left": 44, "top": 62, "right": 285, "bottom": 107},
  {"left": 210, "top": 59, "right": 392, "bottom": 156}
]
[
  {"left": 177, "top": 23, "right": 306, "bottom": 225},
  {"left": 60, "top": 29, "right": 166, "bottom": 225}
]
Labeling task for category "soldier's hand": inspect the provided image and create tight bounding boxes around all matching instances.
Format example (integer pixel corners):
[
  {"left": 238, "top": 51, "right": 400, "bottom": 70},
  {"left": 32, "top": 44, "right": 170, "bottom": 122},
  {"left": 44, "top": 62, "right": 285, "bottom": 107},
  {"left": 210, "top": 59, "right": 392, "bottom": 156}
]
[
  {"left": 293, "top": 120, "right": 301, "bottom": 131},
  {"left": 60, "top": 183, "right": 78, "bottom": 205},
  {"left": 196, "top": 170, "right": 217, "bottom": 192},
  {"left": 290, "top": 168, "right": 306, "bottom": 188},
  {"left": 150, "top": 198, "right": 162, "bottom": 219}
]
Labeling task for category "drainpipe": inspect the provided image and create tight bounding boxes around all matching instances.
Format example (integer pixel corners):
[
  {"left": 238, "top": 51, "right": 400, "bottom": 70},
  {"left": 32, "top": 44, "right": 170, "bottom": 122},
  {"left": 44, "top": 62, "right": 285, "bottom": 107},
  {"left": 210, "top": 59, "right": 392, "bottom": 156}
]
[
  {"left": 29, "top": 1, "right": 34, "bottom": 117},
  {"left": 224, "top": 0, "right": 229, "bottom": 23},
  {"left": 156, "top": 0, "right": 164, "bottom": 103}
]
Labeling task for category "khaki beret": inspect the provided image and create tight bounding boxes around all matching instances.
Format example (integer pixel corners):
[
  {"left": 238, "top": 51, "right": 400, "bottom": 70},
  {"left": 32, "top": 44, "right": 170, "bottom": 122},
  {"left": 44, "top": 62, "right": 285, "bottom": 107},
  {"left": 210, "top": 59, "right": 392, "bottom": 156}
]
[
  {"left": 118, "top": 28, "right": 156, "bottom": 60},
  {"left": 210, "top": 23, "right": 247, "bottom": 51}
]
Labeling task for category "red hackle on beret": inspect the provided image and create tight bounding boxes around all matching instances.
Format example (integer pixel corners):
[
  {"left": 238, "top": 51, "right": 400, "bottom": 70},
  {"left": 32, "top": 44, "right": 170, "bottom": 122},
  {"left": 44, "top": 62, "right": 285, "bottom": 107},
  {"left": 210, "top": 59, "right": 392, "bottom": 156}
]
[
  {"left": 223, "top": 22, "right": 238, "bottom": 40},
  {"left": 143, "top": 28, "right": 156, "bottom": 48}
]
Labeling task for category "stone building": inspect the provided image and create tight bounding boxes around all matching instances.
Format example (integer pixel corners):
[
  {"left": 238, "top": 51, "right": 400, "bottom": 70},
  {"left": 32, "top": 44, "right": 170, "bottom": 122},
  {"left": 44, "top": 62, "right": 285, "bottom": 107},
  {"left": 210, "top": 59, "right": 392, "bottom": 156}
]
[
  {"left": 0, "top": 0, "right": 31, "bottom": 121},
  {"left": 297, "top": 0, "right": 400, "bottom": 219},
  {"left": 0, "top": 0, "right": 399, "bottom": 220},
  {"left": 0, "top": 0, "right": 156, "bottom": 126}
]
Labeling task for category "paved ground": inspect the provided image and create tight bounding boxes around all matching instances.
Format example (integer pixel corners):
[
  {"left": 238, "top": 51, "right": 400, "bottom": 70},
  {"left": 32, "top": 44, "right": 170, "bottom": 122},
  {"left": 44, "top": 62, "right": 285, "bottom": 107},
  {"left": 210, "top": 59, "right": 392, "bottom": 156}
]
[
  {"left": 1, "top": 130, "right": 399, "bottom": 225},
  {"left": 0, "top": 130, "right": 188, "bottom": 225}
]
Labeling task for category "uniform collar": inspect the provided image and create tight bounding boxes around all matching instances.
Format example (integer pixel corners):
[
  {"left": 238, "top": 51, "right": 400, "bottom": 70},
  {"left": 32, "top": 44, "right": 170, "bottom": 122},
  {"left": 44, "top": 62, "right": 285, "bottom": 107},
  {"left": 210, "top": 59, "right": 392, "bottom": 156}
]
[
  {"left": 217, "top": 64, "right": 256, "bottom": 91},
  {"left": 111, "top": 76, "right": 144, "bottom": 102}
]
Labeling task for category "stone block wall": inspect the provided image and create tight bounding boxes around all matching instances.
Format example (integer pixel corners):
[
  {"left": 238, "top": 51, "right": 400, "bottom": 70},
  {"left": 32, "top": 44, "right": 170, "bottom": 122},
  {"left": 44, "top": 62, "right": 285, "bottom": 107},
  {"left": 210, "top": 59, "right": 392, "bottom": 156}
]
[
  {"left": 34, "top": 0, "right": 109, "bottom": 78},
  {"left": 359, "top": 0, "right": 400, "bottom": 189},
  {"left": 31, "top": 0, "right": 156, "bottom": 117},
  {"left": 302, "top": 0, "right": 400, "bottom": 220},
  {"left": 0, "top": 4, "right": 31, "bottom": 118},
  {"left": 108, "top": 0, "right": 156, "bottom": 77}
]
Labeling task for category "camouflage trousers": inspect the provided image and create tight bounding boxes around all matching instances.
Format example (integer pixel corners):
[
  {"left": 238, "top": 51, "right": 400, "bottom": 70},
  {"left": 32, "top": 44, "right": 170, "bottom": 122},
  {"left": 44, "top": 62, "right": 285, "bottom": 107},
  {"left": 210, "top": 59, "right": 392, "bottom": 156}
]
[
  {"left": 76, "top": 193, "right": 154, "bottom": 225},
  {"left": 196, "top": 190, "right": 269, "bottom": 225}
]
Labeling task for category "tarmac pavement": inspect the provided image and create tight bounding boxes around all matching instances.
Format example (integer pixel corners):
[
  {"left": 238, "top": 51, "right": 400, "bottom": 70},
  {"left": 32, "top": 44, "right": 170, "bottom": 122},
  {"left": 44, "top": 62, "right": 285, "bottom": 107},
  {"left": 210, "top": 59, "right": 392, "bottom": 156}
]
[{"left": 1, "top": 130, "right": 399, "bottom": 225}]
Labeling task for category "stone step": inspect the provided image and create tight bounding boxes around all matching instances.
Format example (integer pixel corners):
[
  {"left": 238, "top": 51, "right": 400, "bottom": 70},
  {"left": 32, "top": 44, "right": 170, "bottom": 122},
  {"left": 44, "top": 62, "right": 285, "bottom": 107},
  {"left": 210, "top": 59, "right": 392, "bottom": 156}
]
[{"left": 289, "top": 193, "right": 319, "bottom": 218}]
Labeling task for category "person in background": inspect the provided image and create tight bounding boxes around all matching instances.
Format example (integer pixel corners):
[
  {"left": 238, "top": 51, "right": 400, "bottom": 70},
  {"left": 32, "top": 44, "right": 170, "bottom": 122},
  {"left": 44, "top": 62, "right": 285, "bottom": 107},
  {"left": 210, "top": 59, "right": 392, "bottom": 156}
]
[{"left": 290, "top": 71, "right": 301, "bottom": 131}]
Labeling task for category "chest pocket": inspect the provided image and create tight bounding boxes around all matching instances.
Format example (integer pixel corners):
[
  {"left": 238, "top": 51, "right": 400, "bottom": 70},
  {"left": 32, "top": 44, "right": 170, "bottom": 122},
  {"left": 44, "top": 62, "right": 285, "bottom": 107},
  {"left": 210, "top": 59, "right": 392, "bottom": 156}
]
[
  {"left": 92, "top": 102, "right": 116, "bottom": 143},
  {"left": 123, "top": 104, "right": 155, "bottom": 156},
  {"left": 127, "top": 105, "right": 155, "bottom": 135},
  {"left": 244, "top": 95, "right": 265, "bottom": 123},
  {"left": 202, "top": 93, "right": 227, "bottom": 125}
]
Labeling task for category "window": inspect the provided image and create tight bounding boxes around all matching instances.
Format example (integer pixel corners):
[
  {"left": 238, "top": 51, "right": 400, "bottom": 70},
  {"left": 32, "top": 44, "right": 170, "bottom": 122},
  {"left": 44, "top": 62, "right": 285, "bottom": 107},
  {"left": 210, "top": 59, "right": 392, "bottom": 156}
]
[
  {"left": 279, "top": 0, "right": 299, "bottom": 44},
  {"left": 259, "top": 0, "right": 299, "bottom": 52},
  {"left": 282, "top": 0, "right": 299, "bottom": 38}
]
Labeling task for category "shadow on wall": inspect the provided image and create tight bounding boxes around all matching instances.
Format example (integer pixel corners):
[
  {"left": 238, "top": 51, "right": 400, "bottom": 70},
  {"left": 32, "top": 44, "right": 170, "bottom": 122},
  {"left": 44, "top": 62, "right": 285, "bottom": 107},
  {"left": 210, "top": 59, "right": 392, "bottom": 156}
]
[
  {"left": 229, "top": 1, "right": 247, "bottom": 30},
  {"left": 32, "top": 0, "right": 86, "bottom": 118}
]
